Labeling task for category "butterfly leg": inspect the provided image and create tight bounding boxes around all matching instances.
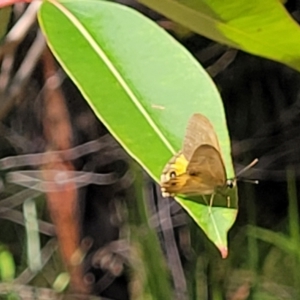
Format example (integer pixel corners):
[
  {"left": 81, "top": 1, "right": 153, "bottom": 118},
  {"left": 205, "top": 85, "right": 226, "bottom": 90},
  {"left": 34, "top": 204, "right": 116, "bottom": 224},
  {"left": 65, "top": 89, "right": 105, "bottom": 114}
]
[
  {"left": 201, "top": 195, "right": 208, "bottom": 206},
  {"left": 207, "top": 194, "right": 215, "bottom": 215},
  {"left": 226, "top": 196, "right": 230, "bottom": 208},
  {"left": 209, "top": 194, "right": 215, "bottom": 208},
  {"left": 201, "top": 195, "right": 214, "bottom": 215}
]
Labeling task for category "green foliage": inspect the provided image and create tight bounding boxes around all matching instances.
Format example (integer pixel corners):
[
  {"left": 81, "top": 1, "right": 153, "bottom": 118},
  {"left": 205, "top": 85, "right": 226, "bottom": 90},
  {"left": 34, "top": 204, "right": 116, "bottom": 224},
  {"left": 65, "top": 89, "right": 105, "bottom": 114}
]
[
  {"left": 0, "top": 246, "right": 15, "bottom": 282},
  {"left": 138, "top": 0, "right": 300, "bottom": 72},
  {"left": 52, "top": 272, "right": 70, "bottom": 293}
]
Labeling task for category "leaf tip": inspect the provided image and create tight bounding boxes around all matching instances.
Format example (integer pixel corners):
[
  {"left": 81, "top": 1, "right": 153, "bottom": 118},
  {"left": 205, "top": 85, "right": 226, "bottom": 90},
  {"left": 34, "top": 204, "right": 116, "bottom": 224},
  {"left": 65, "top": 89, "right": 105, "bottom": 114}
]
[{"left": 219, "top": 246, "right": 228, "bottom": 259}]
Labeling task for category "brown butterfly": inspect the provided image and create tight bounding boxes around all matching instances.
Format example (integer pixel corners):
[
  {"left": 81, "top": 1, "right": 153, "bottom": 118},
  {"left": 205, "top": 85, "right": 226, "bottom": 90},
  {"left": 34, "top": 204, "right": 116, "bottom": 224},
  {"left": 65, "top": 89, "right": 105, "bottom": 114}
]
[{"left": 160, "top": 113, "right": 234, "bottom": 201}]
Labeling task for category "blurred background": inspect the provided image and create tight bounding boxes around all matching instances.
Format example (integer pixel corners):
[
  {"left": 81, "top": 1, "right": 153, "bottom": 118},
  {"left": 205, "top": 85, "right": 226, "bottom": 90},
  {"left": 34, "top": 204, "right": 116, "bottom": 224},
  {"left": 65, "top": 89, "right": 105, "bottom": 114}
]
[{"left": 0, "top": 1, "right": 300, "bottom": 299}]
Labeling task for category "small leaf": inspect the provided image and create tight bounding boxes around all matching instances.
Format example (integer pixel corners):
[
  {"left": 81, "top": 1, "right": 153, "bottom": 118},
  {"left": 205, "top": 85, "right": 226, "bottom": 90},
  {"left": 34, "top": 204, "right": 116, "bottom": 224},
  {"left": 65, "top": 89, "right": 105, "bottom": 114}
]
[
  {"left": 0, "top": 247, "right": 15, "bottom": 282},
  {"left": 53, "top": 272, "right": 70, "bottom": 292}
]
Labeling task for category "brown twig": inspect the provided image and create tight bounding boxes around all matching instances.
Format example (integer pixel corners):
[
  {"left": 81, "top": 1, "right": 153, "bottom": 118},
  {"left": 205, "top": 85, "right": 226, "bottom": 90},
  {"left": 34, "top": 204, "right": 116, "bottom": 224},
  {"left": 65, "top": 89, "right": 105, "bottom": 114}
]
[
  {"left": 206, "top": 48, "right": 238, "bottom": 77},
  {"left": 41, "top": 48, "right": 88, "bottom": 294}
]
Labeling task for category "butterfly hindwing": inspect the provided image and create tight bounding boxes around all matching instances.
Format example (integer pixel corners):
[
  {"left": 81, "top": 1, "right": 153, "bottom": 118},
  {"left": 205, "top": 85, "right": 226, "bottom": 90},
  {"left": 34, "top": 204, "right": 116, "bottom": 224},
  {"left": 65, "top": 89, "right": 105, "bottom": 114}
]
[{"left": 186, "top": 144, "right": 226, "bottom": 194}]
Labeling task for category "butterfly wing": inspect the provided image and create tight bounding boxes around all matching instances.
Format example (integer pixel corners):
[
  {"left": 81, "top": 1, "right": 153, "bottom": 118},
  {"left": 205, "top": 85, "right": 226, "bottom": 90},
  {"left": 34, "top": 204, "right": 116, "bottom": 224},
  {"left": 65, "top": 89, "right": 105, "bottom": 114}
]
[
  {"left": 182, "top": 113, "right": 221, "bottom": 161},
  {"left": 160, "top": 113, "right": 226, "bottom": 197},
  {"left": 185, "top": 144, "right": 226, "bottom": 195},
  {"left": 160, "top": 145, "right": 226, "bottom": 197}
]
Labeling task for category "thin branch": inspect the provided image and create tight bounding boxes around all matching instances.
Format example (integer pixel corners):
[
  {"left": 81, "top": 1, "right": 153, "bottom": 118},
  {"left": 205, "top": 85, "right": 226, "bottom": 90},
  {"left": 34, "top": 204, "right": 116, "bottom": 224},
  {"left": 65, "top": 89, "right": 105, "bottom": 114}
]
[
  {"left": 0, "top": 30, "right": 46, "bottom": 120},
  {"left": 0, "top": 1, "right": 40, "bottom": 59},
  {"left": 7, "top": 170, "right": 117, "bottom": 191},
  {"left": 0, "top": 136, "right": 111, "bottom": 169},
  {"left": 14, "top": 238, "right": 58, "bottom": 284},
  {"left": 206, "top": 49, "right": 238, "bottom": 77},
  {"left": 0, "top": 207, "right": 55, "bottom": 236},
  {"left": 0, "top": 187, "right": 41, "bottom": 208}
]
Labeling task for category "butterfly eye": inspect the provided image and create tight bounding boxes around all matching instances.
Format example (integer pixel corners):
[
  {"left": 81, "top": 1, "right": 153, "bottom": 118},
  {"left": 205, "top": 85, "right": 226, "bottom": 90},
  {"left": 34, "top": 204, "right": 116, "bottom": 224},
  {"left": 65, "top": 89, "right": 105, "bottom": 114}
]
[
  {"left": 226, "top": 180, "right": 235, "bottom": 189},
  {"left": 189, "top": 171, "right": 200, "bottom": 177},
  {"left": 170, "top": 171, "right": 177, "bottom": 178}
]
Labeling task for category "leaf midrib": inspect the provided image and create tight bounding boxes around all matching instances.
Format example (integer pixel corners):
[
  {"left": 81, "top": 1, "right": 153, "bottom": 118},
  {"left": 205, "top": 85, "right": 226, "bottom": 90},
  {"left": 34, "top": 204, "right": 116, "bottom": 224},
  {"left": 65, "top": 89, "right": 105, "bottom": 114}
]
[{"left": 47, "top": 0, "right": 176, "bottom": 169}]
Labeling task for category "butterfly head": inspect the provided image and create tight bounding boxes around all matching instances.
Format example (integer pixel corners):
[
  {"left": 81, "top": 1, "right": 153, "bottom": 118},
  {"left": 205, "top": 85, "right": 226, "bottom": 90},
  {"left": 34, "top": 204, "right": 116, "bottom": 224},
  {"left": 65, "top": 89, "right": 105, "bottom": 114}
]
[
  {"left": 160, "top": 153, "right": 190, "bottom": 197},
  {"left": 161, "top": 172, "right": 190, "bottom": 197},
  {"left": 226, "top": 179, "right": 236, "bottom": 189}
]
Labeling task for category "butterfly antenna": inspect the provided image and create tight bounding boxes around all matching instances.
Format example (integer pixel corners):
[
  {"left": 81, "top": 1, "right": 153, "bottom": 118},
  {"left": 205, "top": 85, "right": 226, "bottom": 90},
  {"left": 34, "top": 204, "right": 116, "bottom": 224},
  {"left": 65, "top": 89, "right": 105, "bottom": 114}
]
[
  {"left": 240, "top": 179, "right": 259, "bottom": 184},
  {"left": 235, "top": 158, "right": 259, "bottom": 178}
]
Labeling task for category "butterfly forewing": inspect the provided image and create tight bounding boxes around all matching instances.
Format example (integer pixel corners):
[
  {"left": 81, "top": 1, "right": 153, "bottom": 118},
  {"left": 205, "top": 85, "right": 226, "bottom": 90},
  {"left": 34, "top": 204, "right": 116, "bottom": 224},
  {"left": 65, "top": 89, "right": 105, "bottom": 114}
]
[{"left": 182, "top": 113, "right": 221, "bottom": 161}]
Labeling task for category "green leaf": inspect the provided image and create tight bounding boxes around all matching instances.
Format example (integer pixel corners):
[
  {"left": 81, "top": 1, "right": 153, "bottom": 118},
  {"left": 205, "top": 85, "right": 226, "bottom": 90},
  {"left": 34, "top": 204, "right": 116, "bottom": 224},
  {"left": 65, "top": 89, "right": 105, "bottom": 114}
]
[
  {"left": 138, "top": 0, "right": 300, "bottom": 72},
  {"left": 0, "top": 246, "right": 15, "bottom": 282},
  {"left": 53, "top": 272, "right": 70, "bottom": 292},
  {"left": 38, "top": 0, "right": 237, "bottom": 256}
]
